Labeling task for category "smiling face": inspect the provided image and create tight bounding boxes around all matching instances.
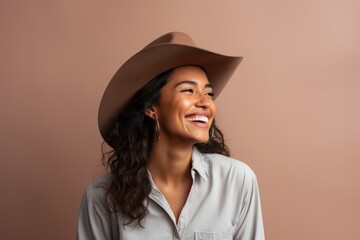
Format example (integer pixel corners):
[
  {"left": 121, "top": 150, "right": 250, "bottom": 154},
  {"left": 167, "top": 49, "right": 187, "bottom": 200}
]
[{"left": 149, "top": 66, "right": 216, "bottom": 145}]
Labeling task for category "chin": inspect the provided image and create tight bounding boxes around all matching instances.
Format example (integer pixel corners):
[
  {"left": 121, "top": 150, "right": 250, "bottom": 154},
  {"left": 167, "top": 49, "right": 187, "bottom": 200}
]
[
  {"left": 193, "top": 136, "right": 210, "bottom": 144},
  {"left": 182, "top": 131, "right": 210, "bottom": 144}
]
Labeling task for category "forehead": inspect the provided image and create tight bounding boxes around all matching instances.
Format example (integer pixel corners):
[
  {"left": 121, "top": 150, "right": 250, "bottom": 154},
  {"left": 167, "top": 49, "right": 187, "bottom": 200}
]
[{"left": 167, "top": 66, "right": 210, "bottom": 85}]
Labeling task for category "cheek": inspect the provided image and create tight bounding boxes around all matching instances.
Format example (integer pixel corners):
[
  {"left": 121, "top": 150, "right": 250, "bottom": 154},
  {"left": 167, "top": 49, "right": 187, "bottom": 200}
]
[
  {"left": 170, "top": 97, "right": 193, "bottom": 113},
  {"left": 211, "top": 102, "right": 217, "bottom": 115},
  {"left": 157, "top": 97, "right": 192, "bottom": 121}
]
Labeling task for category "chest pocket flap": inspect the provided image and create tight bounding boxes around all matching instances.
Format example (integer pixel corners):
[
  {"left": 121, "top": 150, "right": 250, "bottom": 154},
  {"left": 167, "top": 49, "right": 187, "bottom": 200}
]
[{"left": 194, "top": 225, "right": 235, "bottom": 240}]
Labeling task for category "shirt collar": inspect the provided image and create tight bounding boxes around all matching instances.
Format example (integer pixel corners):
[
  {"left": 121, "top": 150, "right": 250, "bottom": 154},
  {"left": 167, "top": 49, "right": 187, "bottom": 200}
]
[{"left": 191, "top": 147, "right": 208, "bottom": 182}]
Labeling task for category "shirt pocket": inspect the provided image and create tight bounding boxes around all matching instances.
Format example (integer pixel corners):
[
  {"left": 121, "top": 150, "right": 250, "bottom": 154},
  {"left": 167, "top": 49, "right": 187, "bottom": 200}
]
[{"left": 194, "top": 225, "right": 235, "bottom": 240}]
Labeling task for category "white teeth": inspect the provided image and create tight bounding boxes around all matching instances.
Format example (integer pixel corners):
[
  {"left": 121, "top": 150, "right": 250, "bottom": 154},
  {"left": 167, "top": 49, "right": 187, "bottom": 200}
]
[{"left": 186, "top": 115, "right": 209, "bottom": 123}]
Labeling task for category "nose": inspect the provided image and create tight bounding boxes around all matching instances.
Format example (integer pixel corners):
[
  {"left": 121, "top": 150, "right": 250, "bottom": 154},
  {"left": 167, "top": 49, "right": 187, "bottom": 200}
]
[{"left": 195, "top": 93, "right": 211, "bottom": 109}]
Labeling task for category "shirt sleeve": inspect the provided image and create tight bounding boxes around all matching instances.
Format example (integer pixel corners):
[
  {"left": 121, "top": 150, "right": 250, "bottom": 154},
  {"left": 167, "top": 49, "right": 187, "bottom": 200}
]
[
  {"left": 234, "top": 168, "right": 265, "bottom": 240},
  {"left": 77, "top": 187, "right": 117, "bottom": 240}
]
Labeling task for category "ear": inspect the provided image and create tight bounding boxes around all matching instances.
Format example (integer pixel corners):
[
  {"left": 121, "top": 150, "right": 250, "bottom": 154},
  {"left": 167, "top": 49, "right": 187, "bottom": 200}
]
[{"left": 145, "top": 105, "right": 157, "bottom": 119}]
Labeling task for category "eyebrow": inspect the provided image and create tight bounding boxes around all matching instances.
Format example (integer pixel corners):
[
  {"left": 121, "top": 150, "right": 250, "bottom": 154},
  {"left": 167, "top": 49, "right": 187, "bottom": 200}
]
[{"left": 174, "top": 80, "right": 213, "bottom": 89}]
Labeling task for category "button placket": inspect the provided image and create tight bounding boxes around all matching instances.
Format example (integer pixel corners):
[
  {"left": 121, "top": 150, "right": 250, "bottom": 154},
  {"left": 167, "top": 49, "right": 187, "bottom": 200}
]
[{"left": 176, "top": 185, "right": 191, "bottom": 239}]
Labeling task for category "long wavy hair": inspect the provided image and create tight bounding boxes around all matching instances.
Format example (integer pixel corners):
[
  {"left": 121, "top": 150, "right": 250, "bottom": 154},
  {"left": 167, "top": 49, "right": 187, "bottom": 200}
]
[{"left": 102, "top": 67, "right": 230, "bottom": 226}]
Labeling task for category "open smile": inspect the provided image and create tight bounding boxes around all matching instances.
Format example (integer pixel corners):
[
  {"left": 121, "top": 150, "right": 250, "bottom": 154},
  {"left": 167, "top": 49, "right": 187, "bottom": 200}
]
[{"left": 185, "top": 114, "right": 210, "bottom": 128}]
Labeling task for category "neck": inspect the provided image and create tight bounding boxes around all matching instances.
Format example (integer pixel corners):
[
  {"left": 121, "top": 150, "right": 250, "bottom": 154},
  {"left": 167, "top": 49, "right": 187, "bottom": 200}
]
[{"left": 148, "top": 138, "right": 193, "bottom": 184}]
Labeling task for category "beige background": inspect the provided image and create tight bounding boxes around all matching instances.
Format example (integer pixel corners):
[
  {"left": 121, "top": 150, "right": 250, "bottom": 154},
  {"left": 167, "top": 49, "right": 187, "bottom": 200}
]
[{"left": 1, "top": 1, "right": 359, "bottom": 239}]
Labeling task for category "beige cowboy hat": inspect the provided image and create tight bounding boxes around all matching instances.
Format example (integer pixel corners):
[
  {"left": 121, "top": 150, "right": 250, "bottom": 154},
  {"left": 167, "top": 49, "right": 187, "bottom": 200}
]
[{"left": 98, "top": 31, "right": 243, "bottom": 142}]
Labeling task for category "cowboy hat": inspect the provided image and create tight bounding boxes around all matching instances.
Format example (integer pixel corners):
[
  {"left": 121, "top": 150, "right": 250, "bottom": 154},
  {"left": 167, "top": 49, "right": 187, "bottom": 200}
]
[{"left": 98, "top": 31, "right": 242, "bottom": 142}]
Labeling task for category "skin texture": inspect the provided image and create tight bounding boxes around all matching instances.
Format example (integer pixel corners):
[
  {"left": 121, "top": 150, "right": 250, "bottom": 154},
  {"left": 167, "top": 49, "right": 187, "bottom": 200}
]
[{"left": 146, "top": 66, "right": 216, "bottom": 222}]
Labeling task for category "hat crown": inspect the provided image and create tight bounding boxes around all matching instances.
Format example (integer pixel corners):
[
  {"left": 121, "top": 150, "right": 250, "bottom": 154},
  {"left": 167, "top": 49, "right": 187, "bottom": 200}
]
[{"left": 143, "top": 32, "right": 196, "bottom": 49}]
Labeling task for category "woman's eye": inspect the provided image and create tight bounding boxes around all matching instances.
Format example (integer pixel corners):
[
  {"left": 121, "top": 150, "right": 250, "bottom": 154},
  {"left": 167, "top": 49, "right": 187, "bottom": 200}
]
[
  {"left": 206, "top": 92, "right": 215, "bottom": 97},
  {"left": 180, "top": 88, "right": 214, "bottom": 98},
  {"left": 181, "top": 89, "right": 195, "bottom": 93}
]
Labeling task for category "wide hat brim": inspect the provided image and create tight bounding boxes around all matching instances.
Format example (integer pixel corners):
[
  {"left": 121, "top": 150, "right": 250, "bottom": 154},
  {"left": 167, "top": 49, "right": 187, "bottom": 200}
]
[{"left": 98, "top": 32, "right": 243, "bottom": 143}]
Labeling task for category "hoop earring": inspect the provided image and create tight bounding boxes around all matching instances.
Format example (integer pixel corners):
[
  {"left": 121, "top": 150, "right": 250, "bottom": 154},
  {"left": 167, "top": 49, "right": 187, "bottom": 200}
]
[{"left": 154, "top": 116, "right": 160, "bottom": 141}]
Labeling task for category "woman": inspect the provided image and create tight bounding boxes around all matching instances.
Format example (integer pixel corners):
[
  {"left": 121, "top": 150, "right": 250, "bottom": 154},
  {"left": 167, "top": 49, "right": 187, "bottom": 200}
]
[{"left": 77, "top": 32, "right": 265, "bottom": 239}]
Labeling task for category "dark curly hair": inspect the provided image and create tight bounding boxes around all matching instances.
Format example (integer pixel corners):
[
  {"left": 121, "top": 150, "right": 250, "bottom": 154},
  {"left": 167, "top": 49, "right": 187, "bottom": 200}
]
[{"left": 101, "top": 67, "right": 230, "bottom": 226}]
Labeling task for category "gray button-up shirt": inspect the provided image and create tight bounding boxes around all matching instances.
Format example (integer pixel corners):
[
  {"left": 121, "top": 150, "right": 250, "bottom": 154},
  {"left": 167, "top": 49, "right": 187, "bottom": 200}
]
[{"left": 77, "top": 148, "right": 265, "bottom": 239}]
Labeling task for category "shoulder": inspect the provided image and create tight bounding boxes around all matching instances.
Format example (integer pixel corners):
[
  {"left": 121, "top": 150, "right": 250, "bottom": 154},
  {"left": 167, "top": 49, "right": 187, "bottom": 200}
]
[
  {"left": 201, "top": 152, "right": 257, "bottom": 185},
  {"left": 82, "top": 173, "right": 111, "bottom": 207},
  {"left": 203, "top": 153, "right": 255, "bottom": 174},
  {"left": 78, "top": 173, "right": 118, "bottom": 239}
]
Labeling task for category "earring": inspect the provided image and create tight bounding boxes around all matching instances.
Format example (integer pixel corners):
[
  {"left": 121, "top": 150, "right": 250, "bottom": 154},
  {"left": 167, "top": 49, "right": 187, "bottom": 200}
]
[{"left": 154, "top": 115, "right": 160, "bottom": 141}]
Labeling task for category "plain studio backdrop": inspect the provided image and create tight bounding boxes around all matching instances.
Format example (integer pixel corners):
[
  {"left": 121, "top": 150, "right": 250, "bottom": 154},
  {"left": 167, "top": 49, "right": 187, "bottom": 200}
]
[{"left": 1, "top": 1, "right": 359, "bottom": 239}]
